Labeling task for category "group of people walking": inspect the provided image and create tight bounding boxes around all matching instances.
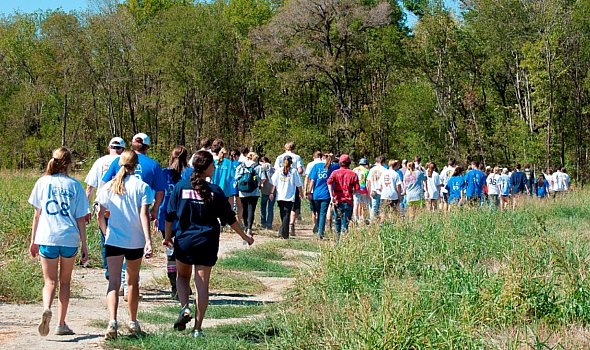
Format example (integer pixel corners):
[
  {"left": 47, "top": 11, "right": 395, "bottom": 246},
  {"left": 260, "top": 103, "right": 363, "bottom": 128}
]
[{"left": 28, "top": 134, "right": 572, "bottom": 340}]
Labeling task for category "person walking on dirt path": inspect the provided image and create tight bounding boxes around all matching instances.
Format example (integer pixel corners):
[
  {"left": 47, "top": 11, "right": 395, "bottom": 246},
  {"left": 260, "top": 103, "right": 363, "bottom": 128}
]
[
  {"left": 29, "top": 147, "right": 90, "bottom": 337},
  {"left": 164, "top": 150, "right": 253, "bottom": 337},
  {"left": 270, "top": 155, "right": 304, "bottom": 239},
  {"left": 235, "top": 152, "right": 266, "bottom": 235},
  {"left": 274, "top": 142, "right": 304, "bottom": 236},
  {"left": 157, "top": 146, "right": 190, "bottom": 300},
  {"left": 84, "top": 137, "right": 125, "bottom": 280},
  {"left": 308, "top": 153, "right": 339, "bottom": 239},
  {"left": 259, "top": 157, "right": 276, "bottom": 230},
  {"left": 97, "top": 150, "right": 154, "bottom": 339},
  {"left": 229, "top": 149, "right": 243, "bottom": 225},
  {"left": 305, "top": 151, "right": 323, "bottom": 233},
  {"left": 327, "top": 154, "right": 360, "bottom": 242}
]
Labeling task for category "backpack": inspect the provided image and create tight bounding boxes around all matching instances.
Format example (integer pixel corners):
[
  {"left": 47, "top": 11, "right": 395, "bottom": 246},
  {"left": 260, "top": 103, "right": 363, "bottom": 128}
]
[{"left": 237, "top": 164, "right": 259, "bottom": 192}]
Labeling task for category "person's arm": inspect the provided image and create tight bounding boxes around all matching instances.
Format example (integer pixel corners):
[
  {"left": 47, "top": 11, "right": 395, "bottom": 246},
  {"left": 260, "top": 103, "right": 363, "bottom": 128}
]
[
  {"left": 230, "top": 220, "right": 254, "bottom": 245},
  {"left": 150, "top": 190, "right": 164, "bottom": 221},
  {"left": 76, "top": 216, "right": 88, "bottom": 264},
  {"left": 396, "top": 183, "right": 402, "bottom": 200},
  {"left": 29, "top": 208, "right": 41, "bottom": 257},
  {"left": 269, "top": 185, "right": 276, "bottom": 202},
  {"left": 97, "top": 205, "right": 108, "bottom": 238},
  {"left": 164, "top": 220, "right": 174, "bottom": 247},
  {"left": 140, "top": 204, "right": 152, "bottom": 258},
  {"left": 86, "top": 185, "right": 95, "bottom": 205}
]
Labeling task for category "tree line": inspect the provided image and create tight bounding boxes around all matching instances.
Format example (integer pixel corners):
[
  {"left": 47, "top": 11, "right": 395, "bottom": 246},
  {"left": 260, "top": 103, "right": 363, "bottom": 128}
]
[{"left": 1, "top": 0, "right": 589, "bottom": 182}]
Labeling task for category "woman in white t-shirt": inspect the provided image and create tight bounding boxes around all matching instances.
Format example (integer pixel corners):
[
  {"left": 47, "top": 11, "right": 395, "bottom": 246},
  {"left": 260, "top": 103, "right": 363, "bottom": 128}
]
[
  {"left": 29, "top": 147, "right": 90, "bottom": 337},
  {"left": 486, "top": 167, "right": 501, "bottom": 208},
  {"left": 424, "top": 162, "right": 441, "bottom": 211},
  {"left": 269, "top": 156, "right": 303, "bottom": 239},
  {"left": 97, "top": 150, "right": 154, "bottom": 339},
  {"left": 378, "top": 160, "right": 402, "bottom": 222}
]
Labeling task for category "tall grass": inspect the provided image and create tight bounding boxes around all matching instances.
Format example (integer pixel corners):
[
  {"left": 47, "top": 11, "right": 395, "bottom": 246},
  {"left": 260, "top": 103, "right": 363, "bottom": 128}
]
[{"left": 261, "top": 194, "right": 590, "bottom": 349}]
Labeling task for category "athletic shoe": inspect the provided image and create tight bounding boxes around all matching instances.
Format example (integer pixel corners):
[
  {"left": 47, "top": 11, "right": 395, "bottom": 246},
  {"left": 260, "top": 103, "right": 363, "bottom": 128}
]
[
  {"left": 312, "top": 224, "right": 318, "bottom": 234},
  {"left": 173, "top": 305, "right": 192, "bottom": 331},
  {"left": 55, "top": 324, "right": 75, "bottom": 335},
  {"left": 246, "top": 228, "right": 252, "bottom": 236},
  {"left": 128, "top": 320, "right": 145, "bottom": 336},
  {"left": 289, "top": 224, "right": 296, "bottom": 237},
  {"left": 38, "top": 309, "right": 52, "bottom": 337},
  {"left": 105, "top": 320, "right": 118, "bottom": 340},
  {"left": 191, "top": 329, "right": 205, "bottom": 337}
]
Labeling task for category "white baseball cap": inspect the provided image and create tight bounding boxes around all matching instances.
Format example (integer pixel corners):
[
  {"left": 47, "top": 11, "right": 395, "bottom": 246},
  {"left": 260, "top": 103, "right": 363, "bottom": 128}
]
[
  {"left": 132, "top": 133, "right": 150, "bottom": 145},
  {"left": 502, "top": 168, "right": 509, "bottom": 173},
  {"left": 108, "top": 137, "right": 125, "bottom": 148}
]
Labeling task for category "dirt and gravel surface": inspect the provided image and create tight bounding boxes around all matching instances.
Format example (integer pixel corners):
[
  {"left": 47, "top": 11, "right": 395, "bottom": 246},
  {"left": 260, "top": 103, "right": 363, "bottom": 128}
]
[{"left": 0, "top": 225, "right": 316, "bottom": 349}]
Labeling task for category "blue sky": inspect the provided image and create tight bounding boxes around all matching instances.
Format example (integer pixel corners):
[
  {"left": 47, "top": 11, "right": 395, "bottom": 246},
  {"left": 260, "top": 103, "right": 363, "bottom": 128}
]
[{"left": 0, "top": 0, "right": 90, "bottom": 14}]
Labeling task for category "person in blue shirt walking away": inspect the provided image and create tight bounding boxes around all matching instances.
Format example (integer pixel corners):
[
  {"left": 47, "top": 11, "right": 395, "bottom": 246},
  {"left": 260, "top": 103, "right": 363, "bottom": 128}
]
[
  {"left": 229, "top": 149, "right": 243, "bottom": 225},
  {"left": 211, "top": 147, "right": 233, "bottom": 199},
  {"left": 465, "top": 161, "right": 486, "bottom": 207},
  {"left": 510, "top": 163, "right": 529, "bottom": 208},
  {"left": 498, "top": 168, "right": 512, "bottom": 211},
  {"left": 444, "top": 166, "right": 465, "bottom": 211},
  {"left": 535, "top": 174, "right": 550, "bottom": 199},
  {"left": 235, "top": 152, "right": 266, "bottom": 235},
  {"left": 157, "top": 146, "right": 189, "bottom": 300},
  {"left": 307, "top": 153, "right": 339, "bottom": 239}
]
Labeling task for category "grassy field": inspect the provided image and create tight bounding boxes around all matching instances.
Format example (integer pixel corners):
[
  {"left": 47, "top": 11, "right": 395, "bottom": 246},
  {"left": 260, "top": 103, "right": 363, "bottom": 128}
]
[{"left": 3, "top": 171, "right": 590, "bottom": 349}]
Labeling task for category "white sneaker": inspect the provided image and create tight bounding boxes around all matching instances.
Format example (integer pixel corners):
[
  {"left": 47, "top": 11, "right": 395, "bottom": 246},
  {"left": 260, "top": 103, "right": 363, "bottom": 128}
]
[
  {"left": 105, "top": 320, "right": 118, "bottom": 340},
  {"left": 55, "top": 324, "right": 75, "bottom": 335},
  {"left": 128, "top": 320, "right": 144, "bottom": 336}
]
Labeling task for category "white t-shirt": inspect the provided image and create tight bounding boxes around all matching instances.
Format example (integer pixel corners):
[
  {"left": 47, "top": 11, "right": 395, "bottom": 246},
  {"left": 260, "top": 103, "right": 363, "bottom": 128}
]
[
  {"left": 486, "top": 173, "right": 500, "bottom": 195},
  {"left": 271, "top": 168, "right": 303, "bottom": 202},
  {"left": 274, "top": 151, "right": 304, "bottom": 173},
  {"left": 379, "top": 169, "right": 402, "bottom": 200},
  {"left": 553, "top": 171, "right": 567, "bottom": 191},
  {"left": 544, "top": 173, "right": 555, "bottom": 191},
  {"left": 84, "top": 154, "right": 119, "bottom": 194},
  {"left": 97, "top": 176, "right": 154, "bottom": 249},
  {"left": 425, "top": 172, "right": 441, "bottom": 200},
  {"left": 28, "top": 175, "right": 90, "bottom": 247},
  {"left": 439, "top": 166, "right": 455, "bottom": 194},
  {"left": 367, "top": 164, "right": 386, "bottom": 195},
  {"left": 564, "top": 173, "right": 571, "bottom": 190},
  {"left": 305, "top": 159, "right": 323, "bottom": 176}
]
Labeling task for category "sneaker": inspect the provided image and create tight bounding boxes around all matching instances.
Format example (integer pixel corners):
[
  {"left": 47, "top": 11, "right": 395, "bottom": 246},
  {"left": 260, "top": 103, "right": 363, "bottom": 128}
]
[
  {"left": 173, "top": 305, "right": 192, "bottom": 331},
  {"left": 289, "top": 224, "right": 296, "bottom": 237},
  {"left": 105, "top": 320, "right": 118, "bottom": 340},
  {"left": 128, "top": 320, "right": 145, "bottom": 336},
  {"left": 38, "top": 309, "right": 52, "bottom": 337},
  {"left": 312, "top": 224, "right": 318, "bottom": 234},
  {"left": 55, "top": 324, "right": 75, "bottom": 335},
  {"left": 191, "top": 329, "right": 205, "bottom": 337},
  {"left": 246, "top": 228, "right": 252, "bottom": 236}
]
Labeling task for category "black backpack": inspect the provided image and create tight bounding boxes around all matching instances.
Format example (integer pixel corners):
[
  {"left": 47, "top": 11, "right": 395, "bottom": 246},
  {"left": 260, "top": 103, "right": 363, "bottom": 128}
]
[{"left": 237, "top": 164, "right": 259, "bottom": 192}]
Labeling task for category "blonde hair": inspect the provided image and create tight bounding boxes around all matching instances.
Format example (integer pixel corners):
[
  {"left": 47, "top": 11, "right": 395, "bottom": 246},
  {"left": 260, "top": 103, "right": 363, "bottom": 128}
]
[
  {"left": 45, "top": 147, "right": 72, "bottom": 176},
  {"left": 407, "top": 162, "right": 416, "bottom": 172},
  {"left": 247, "top": 152, "right": 259, "bottom": 162},
  {"left": 110, "top": 150, "right": 138, "bottom": 195},
  {"left": 218, "top": 147, "right": 228, "bottom": 162},
  {"left": 493, "top": 166, "right": 500, "bottom": 174}
]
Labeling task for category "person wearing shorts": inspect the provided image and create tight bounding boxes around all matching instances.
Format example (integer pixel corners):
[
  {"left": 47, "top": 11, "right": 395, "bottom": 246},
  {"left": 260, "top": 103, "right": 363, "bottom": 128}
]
[
  {"left": 97, "top": 150, "right": 154, "bottom": 339},
  {"left": 352, "top": 158, "right": 370, "bottom": 224},
  {"left": 164, "top": 151, "right": 253, "bottom": 337},
  {"left": 403, "top": 162, "right": 427, "bottom": 218},
  {"left": 378, "top": 160, "right": 402, "bottom": 223},
  {"left": 29, "top": 147, "right": 89, "bottom": 337}
]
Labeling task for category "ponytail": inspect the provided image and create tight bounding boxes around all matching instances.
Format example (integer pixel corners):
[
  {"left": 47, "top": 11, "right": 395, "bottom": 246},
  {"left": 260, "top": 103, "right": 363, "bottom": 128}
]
[
  {"left": 324, "top": 153, "right": 334, "bottom": 170},
  {"left": 110, "top": 150, "right": 138, "bottom": 195},
  {"left": 168, "top": 146, "right": 188, "bottom": 182},
  {"left": 190, "top": 150, "right": 214, "bottom": 204},
  {"left": 44, "top": 147, "right": 72, "bottom": 176}
]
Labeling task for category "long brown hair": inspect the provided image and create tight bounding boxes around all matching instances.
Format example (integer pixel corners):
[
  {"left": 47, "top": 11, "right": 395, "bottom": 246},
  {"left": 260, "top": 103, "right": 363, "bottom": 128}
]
[
  {"left": 44, "top": 147, "right": 72, "bottom": 176},
  {"left": 324, "top": 153, "right": 334, "bottom": 170},
  {"left": 110, "top": 150, "right": 138, "bottom": 195},
  {"left": 283, "top": 157, "right": 293, "bottom": 175},
  {"left": 168, "top": 146, "right": 188, "bottom": 182},
  {"left": 189, "top": 150, "right": 214, "bottom": 204}
]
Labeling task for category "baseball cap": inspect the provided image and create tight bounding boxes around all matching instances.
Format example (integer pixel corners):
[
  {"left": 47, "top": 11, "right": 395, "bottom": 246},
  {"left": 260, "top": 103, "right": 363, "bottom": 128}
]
[
  {"left": 339, "top": 154, "right": 351, "bottom": 164},
  {"left": 359, "top": 158, "right": 368, "bottom": 165},
  {"left": 502, "top": 168, "right": 508, "bottom": 173},
  {"left": 133, "top": 133, "right": 150, "bottom": 145},
  {"left": 108, "top": 137, "right": 125, "bottom": 148}
]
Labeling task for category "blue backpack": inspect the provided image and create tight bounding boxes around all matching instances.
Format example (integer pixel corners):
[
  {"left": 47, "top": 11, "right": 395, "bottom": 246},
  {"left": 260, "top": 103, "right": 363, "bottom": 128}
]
[{"left": 237, "top": 164, "right": 259, "bottom": 192}]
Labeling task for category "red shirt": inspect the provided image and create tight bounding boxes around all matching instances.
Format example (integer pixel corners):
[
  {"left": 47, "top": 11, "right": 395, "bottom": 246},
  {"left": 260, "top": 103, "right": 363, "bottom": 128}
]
[{"left": 327, "top": 167, "right": 360, "bottom": 205}]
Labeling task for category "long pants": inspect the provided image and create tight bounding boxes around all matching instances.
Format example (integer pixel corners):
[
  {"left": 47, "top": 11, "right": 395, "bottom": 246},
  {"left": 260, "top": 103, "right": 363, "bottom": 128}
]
[
  {"left": 314, "top": 199, "right": 331, "bottom": 239},
  {"left": 334, "top": 202, "right": 353, "bottom": 241},
  {"left": 370, "top": 193, "right": 381, "bottom": 221},
  {"left": 241, "top": 196, "right": 259, "bottom": 230},
  {"left": 260, "top": 194, "right": 275, "bottom": 229},
  {"left": 278, "top": 200, "right": 294, "bottom": 239}
]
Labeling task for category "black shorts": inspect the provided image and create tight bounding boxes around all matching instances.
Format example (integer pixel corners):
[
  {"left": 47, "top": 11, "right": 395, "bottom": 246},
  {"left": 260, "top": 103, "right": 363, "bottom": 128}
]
[
  {"left": 174, "top": 239, "right": 219, "bottom": 267},
  {"left": 105, "top": 244, "right": 144, "bottom": 261}
]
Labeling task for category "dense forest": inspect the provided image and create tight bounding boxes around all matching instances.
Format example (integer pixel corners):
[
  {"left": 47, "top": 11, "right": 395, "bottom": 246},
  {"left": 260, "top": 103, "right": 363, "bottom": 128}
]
[{"left": 0, "top": 0, "right": 589, "bottom": 181}]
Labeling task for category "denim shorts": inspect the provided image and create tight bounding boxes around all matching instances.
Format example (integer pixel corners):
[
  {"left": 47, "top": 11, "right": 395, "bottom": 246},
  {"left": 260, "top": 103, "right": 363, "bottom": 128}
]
[
  {"left": 39, "top": 245, "right": 78, "bottom": 259},
  {"left": 353, "top": 193, "right": 369, "bottom": 205}
]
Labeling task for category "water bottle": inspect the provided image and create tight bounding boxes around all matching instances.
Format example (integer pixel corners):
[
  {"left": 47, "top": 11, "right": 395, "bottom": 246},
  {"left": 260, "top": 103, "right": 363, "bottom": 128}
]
[{"left": 165, "top": 246, "right": 174, "bottom": 257}]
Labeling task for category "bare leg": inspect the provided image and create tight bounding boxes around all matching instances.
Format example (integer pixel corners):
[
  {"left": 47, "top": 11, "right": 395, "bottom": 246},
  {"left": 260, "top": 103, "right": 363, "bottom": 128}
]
[
  {"left": 40, "top": 257, "right": 58, "bottom": 312},
  {"left": 125, "top": 258, "right": 143, "bottom": 321},
  {"left": 193, "top": 265, "right": 212, "bottom": 331},
  {"left": 56, "top": 256, "right": 75, "bottom": 326},
  {"left": 106, "top": 256, "right": 124, "bottom": 322},
  {"left": 176, "top": 260, "right": 193, "bottom": 307}
]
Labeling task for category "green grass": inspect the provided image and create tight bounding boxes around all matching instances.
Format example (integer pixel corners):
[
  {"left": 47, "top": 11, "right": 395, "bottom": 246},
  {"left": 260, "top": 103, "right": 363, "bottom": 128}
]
[
  {"left": 139, "top": 304, "right": 267, "bottom": 325},
  {"left": 217, "top": 254, "right": 294, "bottom": 277}
]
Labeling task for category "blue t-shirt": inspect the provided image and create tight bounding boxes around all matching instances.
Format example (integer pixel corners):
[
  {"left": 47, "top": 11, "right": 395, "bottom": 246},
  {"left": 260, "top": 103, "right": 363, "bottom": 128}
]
[
  {"left": 157, "top": 168, "right": 183, "bottom": 231},
  {"left": 445, "top": 175, "right": 465, "bottom": 201},
  {"left": 102, "top": 153, "right": 166, "bottom": 192},
  {"left": 498, "top": 174, "right": 511, "bottom": 196},
  {"left": 510, "top": 171, "right": 528, "bottom": 194},
  {"left": 212, "top": 158, "right": 233, "bottom": 197},
  {"left": 536, "top": 181, "right": 549, "bottom": 198},
  {"left": 465, "top": 169, "right": 486, "bottom": 198},
  {"left": 230, "top": 160, "right": 240, "bottom": 195},
  {"left": 396, "top": 169, "right": 404, "bottom": 182},
  {"left": 309, "top": 162, "right": 339, "bottom": 200}
]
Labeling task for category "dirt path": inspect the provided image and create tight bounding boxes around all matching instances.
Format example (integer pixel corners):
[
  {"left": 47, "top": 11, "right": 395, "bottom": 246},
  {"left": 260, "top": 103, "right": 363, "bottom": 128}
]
[{"left": 0, "top": 224, "right": 316, "bottom": 349}]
